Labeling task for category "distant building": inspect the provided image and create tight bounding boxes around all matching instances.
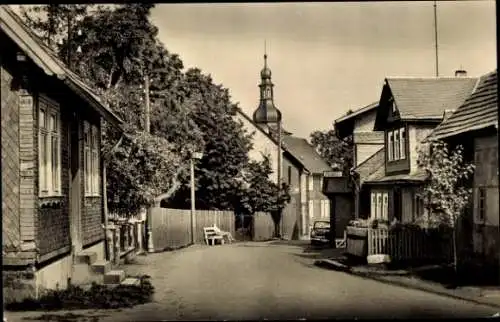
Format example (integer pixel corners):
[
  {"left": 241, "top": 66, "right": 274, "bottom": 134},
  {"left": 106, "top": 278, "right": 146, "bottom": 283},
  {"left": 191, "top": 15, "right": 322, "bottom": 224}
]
[{"left": 236, "top": 54, "right": 333, "bottom": 239}]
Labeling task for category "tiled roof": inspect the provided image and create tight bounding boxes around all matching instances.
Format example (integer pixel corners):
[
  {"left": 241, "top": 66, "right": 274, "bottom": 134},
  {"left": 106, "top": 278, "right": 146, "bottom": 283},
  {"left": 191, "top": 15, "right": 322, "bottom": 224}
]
[
  {"left": 281, "top": 136, "right": 333, "bottom": 174},
  {"left": 335, "top": 101, "right": 379, "bottom": 124},
  {"left": 353, "top": 147, "right": 385, "bottom": 185},
  {"left": 387, "top": 77, "right": 479, "bottom": 120},
  {"left": 0, "top": 6, "right": 123, "bottom": 129},
  {"left": 430, "top": 70, "right": 498, "bottom": 140},
  {"left": 364, "top": 168, "right": 428, "bottom": 185}
]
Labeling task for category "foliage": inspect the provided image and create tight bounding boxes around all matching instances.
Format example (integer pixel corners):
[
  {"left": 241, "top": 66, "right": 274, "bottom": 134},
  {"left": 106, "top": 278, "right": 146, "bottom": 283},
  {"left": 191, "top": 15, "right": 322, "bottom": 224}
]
[
  {"left": 5, "top": 275, "right": 154, "bottom": 310},
  {"left": 417, "top": 139, "right": 475, "bottom": 270},
  {"left": 310, "top": 129, "right": 354, "bottom": 176},
  {"left": 416, "top": 140, "right": 474, "bottom": 228},
  {"left": 20, "top": 4, "right": 283, "bottom": 216},
  {"left": 235, "top": 154, "right": 291, "bottom": 215}
]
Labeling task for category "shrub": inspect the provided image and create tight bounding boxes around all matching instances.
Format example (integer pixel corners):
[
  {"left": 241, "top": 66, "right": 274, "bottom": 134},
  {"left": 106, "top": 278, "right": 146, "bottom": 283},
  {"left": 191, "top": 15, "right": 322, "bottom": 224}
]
[{"left": 5, "top": 275, "right": 154, "bottom": 311}]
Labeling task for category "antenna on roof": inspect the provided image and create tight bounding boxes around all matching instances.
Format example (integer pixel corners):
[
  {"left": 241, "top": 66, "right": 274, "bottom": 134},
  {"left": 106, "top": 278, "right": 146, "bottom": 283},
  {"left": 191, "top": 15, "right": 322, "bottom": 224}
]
[{"left": 434, "top": 1, "right": 439, "bottom": 77}]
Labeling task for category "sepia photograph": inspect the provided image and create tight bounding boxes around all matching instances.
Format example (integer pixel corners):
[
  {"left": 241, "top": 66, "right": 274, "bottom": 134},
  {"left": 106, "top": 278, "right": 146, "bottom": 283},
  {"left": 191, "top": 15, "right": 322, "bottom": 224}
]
[{"left": 1, "top": 1, "right": 498, "bottom": 321}]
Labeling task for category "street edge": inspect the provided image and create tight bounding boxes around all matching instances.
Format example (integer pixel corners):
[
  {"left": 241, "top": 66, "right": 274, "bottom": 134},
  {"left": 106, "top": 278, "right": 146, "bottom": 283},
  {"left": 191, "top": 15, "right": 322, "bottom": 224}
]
[{"left": 348, "top": 270, "right": 500, "bottom": 310}]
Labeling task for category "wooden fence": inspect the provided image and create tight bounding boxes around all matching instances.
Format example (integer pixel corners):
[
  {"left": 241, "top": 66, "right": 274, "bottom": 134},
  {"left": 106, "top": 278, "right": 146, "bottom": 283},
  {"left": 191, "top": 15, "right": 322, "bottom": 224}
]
[
  {"left": 149, "top": 208, "right": 235, "bottom": 251},
  {"left": 367, "top": 227, "right": 453, "bottom": 263},
  {"left": 253, "top": 212, "right": 275, "bottom": 241}
]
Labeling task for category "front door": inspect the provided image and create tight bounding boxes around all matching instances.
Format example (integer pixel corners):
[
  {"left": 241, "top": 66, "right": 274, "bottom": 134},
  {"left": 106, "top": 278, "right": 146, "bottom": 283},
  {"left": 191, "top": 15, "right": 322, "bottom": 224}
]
[{"left": 69, "top": 115, "right": 83, "bottom": 254}]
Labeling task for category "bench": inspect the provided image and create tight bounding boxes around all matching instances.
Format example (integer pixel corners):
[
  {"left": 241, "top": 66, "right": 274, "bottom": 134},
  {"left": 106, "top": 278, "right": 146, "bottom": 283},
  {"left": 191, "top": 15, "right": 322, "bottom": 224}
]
[
  {"left": 213, "top": 225, "right": 234, "bottom": 244},
  {"left": 203, "top": 227, "right": 225, "bottom": 246}
]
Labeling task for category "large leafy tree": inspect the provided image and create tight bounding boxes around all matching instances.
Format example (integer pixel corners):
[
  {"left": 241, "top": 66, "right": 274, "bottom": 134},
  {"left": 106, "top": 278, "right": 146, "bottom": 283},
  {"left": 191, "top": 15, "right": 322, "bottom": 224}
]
[
  {"left": 20, "top": 4, "right": 285, "bottom": 218},
  {"left": 417, "top": 140, "right": 475, "bottom": 272},
  {"left": 310, "top": 128, "right": 354, "bottom": 176},
  {"left": 20, "top": 4, "right": 189, "bottom": 215}
]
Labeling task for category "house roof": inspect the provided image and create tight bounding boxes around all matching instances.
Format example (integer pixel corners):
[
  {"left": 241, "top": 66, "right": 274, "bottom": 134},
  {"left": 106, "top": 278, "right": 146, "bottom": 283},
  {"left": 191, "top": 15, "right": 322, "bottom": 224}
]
[
  {"left": 1, "top": 6, "right": 123, "bottom": 129},
  {"left": 335, "top": 101, "right": 379, "bottom": 124},
  {"left": 386, "top": 77, "right": 479, "bottom": 120},
  {"left": 352, "top": 147, "right": 385, "bottom": 184},
  {"left": 364, "top": 166, "right": 428, "bottom": 185},
  {"left": 235, "top": 108, "right": 311, "bottom": 174},
  {"left": 281, "top": 135, "right": 333, "bottom": 174},
  {"left": 430, "top": 70, "right": 498, "bottom": 140}
]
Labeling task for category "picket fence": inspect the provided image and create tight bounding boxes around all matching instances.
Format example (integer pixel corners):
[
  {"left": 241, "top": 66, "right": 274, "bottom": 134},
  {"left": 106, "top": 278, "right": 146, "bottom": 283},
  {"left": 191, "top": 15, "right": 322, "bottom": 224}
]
[
  {"left": 367, "top": 227, "right": 454, "bottom": 263},
  {"left": 150, "top": 208, "right": 235, "bottom": 251}
]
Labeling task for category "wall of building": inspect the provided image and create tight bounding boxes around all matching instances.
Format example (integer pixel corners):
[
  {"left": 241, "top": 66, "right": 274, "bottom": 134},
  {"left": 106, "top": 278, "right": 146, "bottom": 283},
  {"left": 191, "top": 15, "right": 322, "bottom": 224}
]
[
  {"left": 235, "top": 112, "right": 282, "bottom": 184},
  {"left": 356, "top": 143, "right": 384, "bottom": 167},
  {"left": 408, "top": 124, "right": 436, "bottom": 173},
  {"left": 353, "top": 109, "right": 377, "bottom": 133},
  {"left": 473, "top": 134, "right": 499, "bottom": 261},
  {"left": 1, "top": 59, "right": 21, "bottom": 252}
]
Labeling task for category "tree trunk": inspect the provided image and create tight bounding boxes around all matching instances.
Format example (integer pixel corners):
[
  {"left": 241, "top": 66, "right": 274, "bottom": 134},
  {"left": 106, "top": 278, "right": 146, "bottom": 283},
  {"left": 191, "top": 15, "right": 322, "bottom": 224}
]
[{"left": 452, "top": 227, "right": 458, "bottom": 272}]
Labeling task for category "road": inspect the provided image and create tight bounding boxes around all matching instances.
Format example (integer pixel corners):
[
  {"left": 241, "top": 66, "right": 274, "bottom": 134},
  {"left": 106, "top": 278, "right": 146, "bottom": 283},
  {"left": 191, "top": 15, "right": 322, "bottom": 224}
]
[{"left": 7, "top": 241, "right": 499, "bottom": 321}]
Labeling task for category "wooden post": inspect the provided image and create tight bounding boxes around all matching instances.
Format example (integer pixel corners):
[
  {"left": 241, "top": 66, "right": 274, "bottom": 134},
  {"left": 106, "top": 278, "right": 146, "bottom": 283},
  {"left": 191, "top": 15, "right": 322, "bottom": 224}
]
[{"left": 190, "top": 157, "right": 196, "bottom": 244}]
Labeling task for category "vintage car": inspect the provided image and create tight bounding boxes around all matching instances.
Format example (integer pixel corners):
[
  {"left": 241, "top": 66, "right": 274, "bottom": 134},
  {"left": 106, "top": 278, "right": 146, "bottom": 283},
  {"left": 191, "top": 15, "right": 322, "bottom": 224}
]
[{"left": 310, "top": 220, "right": 332, "bottom": 245}]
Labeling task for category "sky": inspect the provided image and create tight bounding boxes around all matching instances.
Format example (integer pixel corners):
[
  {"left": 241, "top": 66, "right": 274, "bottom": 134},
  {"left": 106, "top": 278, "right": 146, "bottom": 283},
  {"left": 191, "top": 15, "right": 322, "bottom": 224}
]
[{"left": 150, "top": 1, "right": 496, "bottom": 139}]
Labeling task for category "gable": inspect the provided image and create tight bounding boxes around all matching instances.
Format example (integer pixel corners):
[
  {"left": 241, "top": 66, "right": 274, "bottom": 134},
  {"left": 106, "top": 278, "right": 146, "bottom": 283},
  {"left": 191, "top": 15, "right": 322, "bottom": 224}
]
[{"left": 373, "top": 82, "right": 399, "bottom": 131}]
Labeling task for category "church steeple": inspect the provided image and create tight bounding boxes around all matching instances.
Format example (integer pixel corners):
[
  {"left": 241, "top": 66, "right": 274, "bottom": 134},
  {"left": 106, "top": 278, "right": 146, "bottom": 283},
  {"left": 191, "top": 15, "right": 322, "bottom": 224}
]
[{"left": 253, "top": 45, "right": 281, "bottom": 126}]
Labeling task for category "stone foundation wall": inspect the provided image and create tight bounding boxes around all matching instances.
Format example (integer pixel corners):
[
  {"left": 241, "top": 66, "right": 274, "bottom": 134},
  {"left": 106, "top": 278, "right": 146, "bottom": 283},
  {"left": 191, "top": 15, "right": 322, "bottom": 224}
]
[{"left": 3, "top": 267, "right": 37, "bottom": 304}]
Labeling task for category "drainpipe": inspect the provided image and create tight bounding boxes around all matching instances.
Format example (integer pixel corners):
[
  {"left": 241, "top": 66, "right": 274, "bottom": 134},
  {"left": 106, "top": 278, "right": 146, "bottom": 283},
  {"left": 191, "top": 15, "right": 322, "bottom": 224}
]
[{"left": 102, "top": 133, "right": 124, "bottom": 261}]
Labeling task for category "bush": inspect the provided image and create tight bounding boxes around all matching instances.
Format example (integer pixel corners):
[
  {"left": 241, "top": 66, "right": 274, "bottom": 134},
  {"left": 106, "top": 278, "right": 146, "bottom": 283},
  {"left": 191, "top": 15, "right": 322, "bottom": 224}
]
[{"left": 5, "top": 275, "right": 154, "bottom": 311}]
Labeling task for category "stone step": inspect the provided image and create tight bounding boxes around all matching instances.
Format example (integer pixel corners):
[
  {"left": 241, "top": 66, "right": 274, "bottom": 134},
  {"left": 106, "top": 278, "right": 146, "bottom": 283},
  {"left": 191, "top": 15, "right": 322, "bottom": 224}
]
[
  {"left": 75, "top": 251, "right": 98, "bottom": 265},
  {"left": 91, "top": 260, "right": 111, "bottom": 274},
  {"left": 121, "top": 277, "right": 141, "bottom": 286},
  {"left": 72, "top": 263, "right": 104, "bottom": 285},
  {"left": 104, "top": 270, "right": 125, "bottom": 285}
]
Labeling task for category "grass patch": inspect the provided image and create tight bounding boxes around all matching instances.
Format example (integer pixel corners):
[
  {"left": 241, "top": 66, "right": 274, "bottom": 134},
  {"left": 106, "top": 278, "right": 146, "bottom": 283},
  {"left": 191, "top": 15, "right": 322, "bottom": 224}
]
[{"left": 6, "top": 275, "right": 154, "bottom": 311}]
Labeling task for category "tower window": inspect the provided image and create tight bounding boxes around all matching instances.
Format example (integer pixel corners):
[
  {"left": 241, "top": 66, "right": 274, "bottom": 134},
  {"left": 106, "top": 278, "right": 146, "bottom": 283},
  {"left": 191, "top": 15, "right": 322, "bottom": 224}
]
[{"left": 265, "top": 88, "right": 271, "bottom": 99}]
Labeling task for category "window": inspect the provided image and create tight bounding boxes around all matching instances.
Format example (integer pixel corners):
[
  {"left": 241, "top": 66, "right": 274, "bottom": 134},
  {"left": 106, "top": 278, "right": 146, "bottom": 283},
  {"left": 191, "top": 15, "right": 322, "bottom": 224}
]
[
  {"left": 288, "top": 166, "right": 292, "bottom": 185},
  {"left": 394, "top": 129, "right": 400, "bottom": 160},
  {"left": 388, "top": 132, "right": 394, "bottom": 161},
  {"left": 478, "top": 188, "right": 486, "bottom": 221},
  {"left": 371, "top": 191, "right": 389, "bottom": 220},
  {"left": 308, "top": 176, "right": 314, "bottom": 191},
  {"left": 84, "top": 121, "right": 100, "bottom": 196},
  {"left": 387, "top": 126, "right": 406, "bottom": 161},
  {"left": 320, "top": 200, "right": 330, "bottom": 218},
  {"left": 399, "top": 127, "right": 406, "bottom": 159},
  {"left": 38, "top": 97, "right": 61, "bottom": 197}
]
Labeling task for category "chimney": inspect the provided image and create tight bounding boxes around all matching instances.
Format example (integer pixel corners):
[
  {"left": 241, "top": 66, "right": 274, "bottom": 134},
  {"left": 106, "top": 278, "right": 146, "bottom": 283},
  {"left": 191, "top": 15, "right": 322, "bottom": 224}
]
[{"left": 455, "top": 69, "right": 467, "bottom": 77}]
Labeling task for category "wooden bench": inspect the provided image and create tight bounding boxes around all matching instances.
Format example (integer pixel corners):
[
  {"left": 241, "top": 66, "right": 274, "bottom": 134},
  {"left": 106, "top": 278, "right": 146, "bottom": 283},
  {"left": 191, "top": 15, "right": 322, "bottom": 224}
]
[
  {"left": 203, "top": 227, "right": 225, "bottom": 246},
  {"left": 213, "top": 225, "right": 234, "bottom": 244}
]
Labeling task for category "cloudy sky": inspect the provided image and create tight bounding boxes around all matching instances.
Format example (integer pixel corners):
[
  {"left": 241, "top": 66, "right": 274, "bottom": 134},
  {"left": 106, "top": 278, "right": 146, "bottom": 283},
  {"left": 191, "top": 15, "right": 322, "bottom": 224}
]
[{"left": 150, "top": 1, "right": 496, "bottom": 139}]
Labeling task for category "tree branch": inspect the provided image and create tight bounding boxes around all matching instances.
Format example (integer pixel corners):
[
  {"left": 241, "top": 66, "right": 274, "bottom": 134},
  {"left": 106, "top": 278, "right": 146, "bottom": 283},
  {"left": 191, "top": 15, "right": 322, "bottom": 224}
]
[{"left": 153, "top": 165, "right": 186, "bottom": 206}]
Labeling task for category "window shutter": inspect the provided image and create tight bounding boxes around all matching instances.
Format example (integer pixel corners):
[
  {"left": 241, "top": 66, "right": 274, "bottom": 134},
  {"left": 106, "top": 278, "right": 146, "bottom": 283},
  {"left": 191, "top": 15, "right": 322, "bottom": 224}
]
[
  {"left": 383, "top": 193, "right": 389, "bottom": 220},
  {"left": 394, "top": 129, "right": 400, "bottom": 160},
  {"left": 371, "top": 193, "right": 377, "bottom": 219},
  {"left": 309, "top": 200, "right": 314, "bottom": 220}
]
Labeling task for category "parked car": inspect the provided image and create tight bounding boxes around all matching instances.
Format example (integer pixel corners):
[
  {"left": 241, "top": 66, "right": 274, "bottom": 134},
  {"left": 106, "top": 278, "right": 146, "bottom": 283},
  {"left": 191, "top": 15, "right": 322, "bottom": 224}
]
[{"left": 310, "top": 220, "right": 332, "bottom": 245}]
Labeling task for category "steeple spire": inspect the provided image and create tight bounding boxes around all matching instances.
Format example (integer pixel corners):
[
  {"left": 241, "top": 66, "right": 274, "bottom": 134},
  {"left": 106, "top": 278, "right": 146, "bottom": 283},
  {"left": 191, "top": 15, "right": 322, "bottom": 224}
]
[{"left": 253, "top": 43, "right": 281, "bottom": 125}]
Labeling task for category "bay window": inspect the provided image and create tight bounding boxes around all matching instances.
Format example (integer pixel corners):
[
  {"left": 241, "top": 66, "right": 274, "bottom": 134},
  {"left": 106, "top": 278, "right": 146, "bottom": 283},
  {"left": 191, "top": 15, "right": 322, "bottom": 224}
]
[
  {"left": 38, "top": 97, "right": 61, "bottom": 197},
  {"left": 387, "top": 126, "right": 406, "bottom": 161},
  {"left": 84, "top": 121, "right": 100, "bottom": 196}
]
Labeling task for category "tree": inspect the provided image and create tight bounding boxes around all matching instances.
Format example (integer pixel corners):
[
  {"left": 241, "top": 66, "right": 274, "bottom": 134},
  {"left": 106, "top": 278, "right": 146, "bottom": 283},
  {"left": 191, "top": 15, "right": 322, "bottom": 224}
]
[
  {"left": 310, "top": 129, "right": 354, "bottom": 176},
  {"left": 417, "top": 140, "right": 475, "bottom": 272},
  {"left": 20, "top": 4, "right": 189, "bottom": 216},
  {"left": 163, "top": 68, "right": 255, "bottom": 211},
  {"left": 235, "top": 155, "right": 291, "bottom": 237}
]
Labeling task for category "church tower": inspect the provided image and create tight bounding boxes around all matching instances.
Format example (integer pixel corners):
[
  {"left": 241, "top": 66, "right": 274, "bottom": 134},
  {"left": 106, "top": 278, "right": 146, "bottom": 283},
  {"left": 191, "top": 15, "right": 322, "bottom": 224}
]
[{"left": 253, "top": 51, "right": 282, "bottom": 133}]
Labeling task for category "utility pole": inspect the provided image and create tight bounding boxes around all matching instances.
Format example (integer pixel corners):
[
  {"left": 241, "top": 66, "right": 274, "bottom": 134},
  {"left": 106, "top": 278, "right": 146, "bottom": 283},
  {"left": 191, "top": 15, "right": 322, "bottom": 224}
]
[
  {"left": 434, "top": 0, "right": 439, "bottom": 77},
  {"left": 277, "top": 120, "right": 283, "bottom": 238},
  {"left": 145, "top": 72, "right": 155, "bottom": 253},
  {"left": 144, "top": 74, "right": 151, "bottom": 133}
]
